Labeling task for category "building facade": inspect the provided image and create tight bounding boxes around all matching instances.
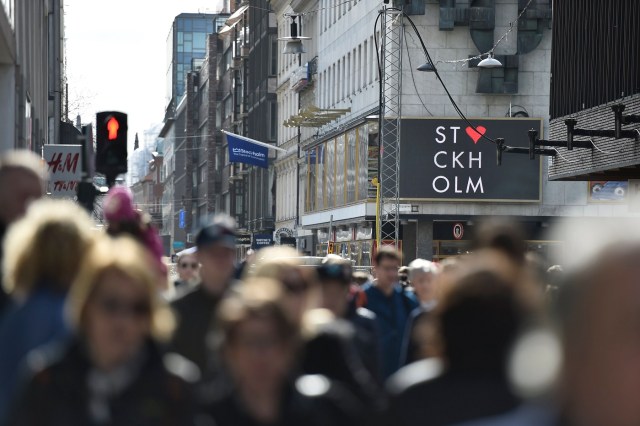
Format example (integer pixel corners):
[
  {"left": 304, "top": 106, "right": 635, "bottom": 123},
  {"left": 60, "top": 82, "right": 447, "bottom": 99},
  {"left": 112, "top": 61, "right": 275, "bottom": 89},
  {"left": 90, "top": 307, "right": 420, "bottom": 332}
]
[
  {"left": 548, "top": 1, "right": 640, "bottom": 185},
  {"left": 0, "top": 0, "right": 64, "bottom": 152},
  {"left": 273, "top": 0, "right": 632, "bottom": 267}
]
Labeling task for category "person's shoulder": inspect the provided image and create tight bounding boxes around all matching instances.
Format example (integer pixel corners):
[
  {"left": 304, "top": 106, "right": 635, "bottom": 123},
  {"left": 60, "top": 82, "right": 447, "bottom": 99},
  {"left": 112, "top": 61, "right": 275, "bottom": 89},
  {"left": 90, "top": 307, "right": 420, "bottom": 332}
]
[
  {"left": 170, "top": 284, "right": 202, "bottom": 307},
  {"left": 162, "top": 352, "right": 201, "bottom": 385},
  {"left": 355, "top": 306, "right": 376, "bottom": 321},
  {"left": 386, "top": 358, "right": 445, "bottom": 397},
  {"left": 22, "top": 340, "right": 79, "bottom": 385}
]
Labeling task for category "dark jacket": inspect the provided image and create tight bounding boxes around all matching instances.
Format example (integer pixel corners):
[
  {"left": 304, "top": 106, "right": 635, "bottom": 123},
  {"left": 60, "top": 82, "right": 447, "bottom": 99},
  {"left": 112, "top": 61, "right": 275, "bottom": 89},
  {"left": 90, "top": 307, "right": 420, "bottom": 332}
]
[
  {"left": 301, "top": 319, "right": 385, "bottom": 414},
  {"left": 400, "top": 303, "right": 436, "bottom": 366},
  {"left": 385, "top": 359, "right": 521, "bottom": 426},
  {"left": 0, "top": 222, "right": 9, "bottom": 319},
  {"left": 362, "top": 283, "right": 419, "bottom": 379},
  {"left": 206, "top": 376, "right": 363, "bottom": 426},
  {"left": 6, "top": 338, "right": 198, "bottom": 426},
  {"left": 346, "top": 306, "right": 381, "bottom": 382},
  {"left": 0, "top": 287, "right": 70, "bottom": 423},
  {"left": 169, "top": 284, "right": 223, "bottom": 375}
]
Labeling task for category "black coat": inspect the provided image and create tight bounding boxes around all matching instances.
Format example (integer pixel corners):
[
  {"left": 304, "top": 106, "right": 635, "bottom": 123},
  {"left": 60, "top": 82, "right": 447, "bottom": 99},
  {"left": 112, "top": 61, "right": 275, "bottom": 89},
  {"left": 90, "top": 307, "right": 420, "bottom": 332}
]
[
  {"left": 169, "top": 284, "right": 222, "bottom": 375},
  {"left": 347, "top": 307, "right": 381, "bottom": 383},
  {"left": 6, "top": 339, "right": 198, "bottom": 426},
  {"left": 205, "top": 376, "right": 364, "bottom": 426},
  {"left": 385, "top": 359, "right": 521, "bottom": 426}
]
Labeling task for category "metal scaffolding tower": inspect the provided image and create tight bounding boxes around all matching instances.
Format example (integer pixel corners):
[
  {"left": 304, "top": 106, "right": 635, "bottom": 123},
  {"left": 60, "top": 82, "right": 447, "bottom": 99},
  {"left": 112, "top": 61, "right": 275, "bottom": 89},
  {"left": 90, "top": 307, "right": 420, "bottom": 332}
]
[{"left": 378, "top": 8, "right": 404, "bottom": 250}]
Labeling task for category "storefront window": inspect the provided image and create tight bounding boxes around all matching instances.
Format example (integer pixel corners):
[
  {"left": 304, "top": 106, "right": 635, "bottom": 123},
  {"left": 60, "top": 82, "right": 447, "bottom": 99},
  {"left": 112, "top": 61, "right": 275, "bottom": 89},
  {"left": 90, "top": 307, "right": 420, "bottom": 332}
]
[
  {"left": 326, "top": 139, "right": 335, "bottom": 208},
  {"left": 347, "top": 130, "right": 357, "bottom": 203},
  {"left": 336, "top": 135, "right": 345, "bottom": 206}
]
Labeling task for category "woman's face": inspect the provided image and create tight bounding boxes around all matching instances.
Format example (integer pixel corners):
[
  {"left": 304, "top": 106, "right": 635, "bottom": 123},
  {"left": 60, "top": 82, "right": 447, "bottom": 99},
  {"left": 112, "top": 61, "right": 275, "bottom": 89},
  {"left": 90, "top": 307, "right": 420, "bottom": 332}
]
[
  {"left": 177, "top": 254, "right": 200, "bottom": 281},
  {"left": 226, "top": 317, "right": 293, "bottom": 393},
  {"left": 85, "top": 270, "right": 151, "bottom": 369}
]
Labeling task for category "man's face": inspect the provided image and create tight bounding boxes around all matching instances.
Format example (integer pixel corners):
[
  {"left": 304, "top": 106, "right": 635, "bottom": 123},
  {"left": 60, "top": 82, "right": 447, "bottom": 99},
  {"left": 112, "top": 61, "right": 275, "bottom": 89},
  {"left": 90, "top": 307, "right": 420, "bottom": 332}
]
[
  {"left": 0, "top": 169, "right": 43, "bottom": 225},
  {"left": 412, "top": 272, "right": 436, "bottom": 303},
  {"left": 375, "top": 257, "right": 400, "bottom": 289},
  {"left": 197, "top": 243, "right": 236, "bottom": 295}
]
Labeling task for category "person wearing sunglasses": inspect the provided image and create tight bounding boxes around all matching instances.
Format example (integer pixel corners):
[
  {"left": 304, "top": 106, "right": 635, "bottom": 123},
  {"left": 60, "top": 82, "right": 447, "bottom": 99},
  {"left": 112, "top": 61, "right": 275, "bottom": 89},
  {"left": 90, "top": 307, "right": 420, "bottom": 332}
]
[
  {"left": 174, "top": 249, "right": 201, "bottom": 290},
  {"left": 6, "top": 237, "right": 198, "bottom": 426}
]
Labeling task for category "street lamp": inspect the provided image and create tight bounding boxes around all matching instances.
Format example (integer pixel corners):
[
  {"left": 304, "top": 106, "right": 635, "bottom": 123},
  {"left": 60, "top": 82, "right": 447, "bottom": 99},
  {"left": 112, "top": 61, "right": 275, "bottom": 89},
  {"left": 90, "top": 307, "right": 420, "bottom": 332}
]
[
  {"left": 279, "top": 14, "right": 311, "bottom": 54},
  {"left": 478, "top": 52, "right": 503, "bottom": 68}
]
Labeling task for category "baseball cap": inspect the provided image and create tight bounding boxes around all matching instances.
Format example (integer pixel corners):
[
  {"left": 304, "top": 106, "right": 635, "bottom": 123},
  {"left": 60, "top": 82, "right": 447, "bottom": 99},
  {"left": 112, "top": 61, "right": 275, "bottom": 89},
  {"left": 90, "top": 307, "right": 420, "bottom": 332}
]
[{"left": 196, "top": 215, "right": 237, "bottom": 249}]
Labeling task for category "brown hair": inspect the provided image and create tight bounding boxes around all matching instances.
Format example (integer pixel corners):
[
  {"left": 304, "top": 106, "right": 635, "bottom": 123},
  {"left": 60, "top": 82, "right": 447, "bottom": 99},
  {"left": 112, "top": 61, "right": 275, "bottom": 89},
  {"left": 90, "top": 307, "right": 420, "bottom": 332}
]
[
  {"left": 67, "top": 236, "right": 175, "bottom": 342},
  {"left": 374, "top": 246, "right": 401, "bottom": 265},
  {"left": 218, "top": 278, "right": 299, "bottom": 347}
]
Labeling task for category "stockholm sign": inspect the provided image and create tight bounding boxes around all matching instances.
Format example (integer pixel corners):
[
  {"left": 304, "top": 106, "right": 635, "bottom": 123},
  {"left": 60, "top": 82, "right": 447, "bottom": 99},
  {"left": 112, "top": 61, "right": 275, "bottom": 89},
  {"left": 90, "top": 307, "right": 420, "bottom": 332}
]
[{"left": 393, "top": 118, "right": 542, "bottom": 201}]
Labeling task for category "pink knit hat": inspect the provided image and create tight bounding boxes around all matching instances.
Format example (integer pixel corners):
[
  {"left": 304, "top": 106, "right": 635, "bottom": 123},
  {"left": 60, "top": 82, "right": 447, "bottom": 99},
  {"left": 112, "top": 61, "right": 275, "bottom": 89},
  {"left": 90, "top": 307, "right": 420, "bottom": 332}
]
[{"left": 103, "top": 186, "right": 138, "bottom": 223}]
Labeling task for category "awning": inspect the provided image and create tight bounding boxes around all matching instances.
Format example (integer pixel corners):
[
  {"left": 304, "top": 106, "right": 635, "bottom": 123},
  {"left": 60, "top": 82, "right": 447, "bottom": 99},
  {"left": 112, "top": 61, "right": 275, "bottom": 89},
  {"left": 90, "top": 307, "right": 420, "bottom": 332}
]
[
  {"left": 283, "top": 105, "right": 351, "bottom": 128},
  {"left": 219, "top": 4, "right": 249, "bottom": 35}
]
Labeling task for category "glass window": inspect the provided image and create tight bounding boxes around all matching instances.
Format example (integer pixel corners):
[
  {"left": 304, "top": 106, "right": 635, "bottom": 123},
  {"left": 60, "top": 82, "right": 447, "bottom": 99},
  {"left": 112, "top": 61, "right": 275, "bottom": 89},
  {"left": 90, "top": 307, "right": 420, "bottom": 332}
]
[
  {"left": 194, "top": 32, "right": 207, "bottom": 49},
  {"left": 326, "top": 139, "right": 335, "bottom": 208},
  {"left": 335, "top": 136, "right": 345, "bottom": 206},
  {"left": 184, "top": 19, "right": 192, "bottom": 31},
  {"left": 178, "top": 32, "right": 184, "bottom": 44},
  {"left": 367, "top": 123, "right": 379, "bottom": 199},
  {"left": 358, "top": 125, "right": 368, "bottom": 200},
  {"left": 347, "top": 130, "right": 356, "bottom": 203},
  {"left": 184, "top": 41, "right": 192, "bottom": 52},
  {"left": 317, "top": 145, "right": 324, "bottom": 210},
  {"left": 184, "top": 32, "right": 193, "bottom": 42},
  {"left": 306, "top": 149, "right": 316, "bottom": 212}
]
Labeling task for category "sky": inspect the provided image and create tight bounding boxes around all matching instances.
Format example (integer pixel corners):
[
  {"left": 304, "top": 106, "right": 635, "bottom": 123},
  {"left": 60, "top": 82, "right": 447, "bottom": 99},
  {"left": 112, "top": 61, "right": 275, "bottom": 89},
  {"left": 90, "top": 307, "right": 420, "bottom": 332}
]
[{"left": 64, "top": 0, "right": 223, "bottom": 146}]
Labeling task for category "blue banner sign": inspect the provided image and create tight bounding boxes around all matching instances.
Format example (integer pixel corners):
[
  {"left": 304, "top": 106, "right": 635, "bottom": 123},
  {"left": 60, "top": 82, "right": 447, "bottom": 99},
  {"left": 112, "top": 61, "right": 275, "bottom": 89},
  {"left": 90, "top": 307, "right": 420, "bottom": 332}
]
[{"left": 227, "top": 133, "right": 268, "bottom": 168}]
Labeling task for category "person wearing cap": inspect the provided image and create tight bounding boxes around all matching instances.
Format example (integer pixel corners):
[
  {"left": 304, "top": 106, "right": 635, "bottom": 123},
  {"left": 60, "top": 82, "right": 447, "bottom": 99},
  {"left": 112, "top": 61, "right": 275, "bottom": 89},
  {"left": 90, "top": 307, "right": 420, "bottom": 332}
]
[
  {"left": 168, "top": 214, "right": 237, "bottom": 383},
  {"left": 317, "top": 255, "right": 381, "bottom": 381}
]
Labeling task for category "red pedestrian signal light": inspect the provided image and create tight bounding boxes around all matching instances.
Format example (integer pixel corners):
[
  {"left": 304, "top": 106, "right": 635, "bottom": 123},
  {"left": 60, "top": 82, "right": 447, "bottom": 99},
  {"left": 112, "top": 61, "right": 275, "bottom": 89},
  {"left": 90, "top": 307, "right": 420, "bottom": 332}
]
[
  {"left": 107, "top": 116, "right": 120, "bottom": 140},
  {"left": 96, "top": 111, "right": 128, "bottom": 176}
]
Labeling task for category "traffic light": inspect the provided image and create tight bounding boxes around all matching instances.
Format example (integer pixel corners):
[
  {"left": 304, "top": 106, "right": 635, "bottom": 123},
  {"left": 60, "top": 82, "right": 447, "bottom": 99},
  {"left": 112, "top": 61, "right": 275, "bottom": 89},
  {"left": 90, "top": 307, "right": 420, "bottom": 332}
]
[{"left": 96, "top": 111, "right": 128, "bottom": 176}]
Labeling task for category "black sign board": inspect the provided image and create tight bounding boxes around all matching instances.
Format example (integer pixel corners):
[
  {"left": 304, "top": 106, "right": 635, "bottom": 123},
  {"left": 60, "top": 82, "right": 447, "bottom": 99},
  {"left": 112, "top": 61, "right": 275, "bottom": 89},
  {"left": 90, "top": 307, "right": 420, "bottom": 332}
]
[
  {"left": 236, "top": 233, "right": 252, "bottom": 245},
  {"left": 392, "top": 118, "right": 542, "bottom": 201}
]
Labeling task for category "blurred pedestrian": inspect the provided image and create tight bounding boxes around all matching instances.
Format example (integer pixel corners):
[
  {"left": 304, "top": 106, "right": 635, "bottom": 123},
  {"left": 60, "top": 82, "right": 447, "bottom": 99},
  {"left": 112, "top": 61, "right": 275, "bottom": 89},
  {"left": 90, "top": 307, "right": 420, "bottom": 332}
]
[
  {"left": 206, "top": 279, "right": 363, "bottom": 426},
  {"left": 0, "top": 199, "right": 95, "bottom": 423},
  {"left": 6, "top": 237, "right": 198, "bottom": 426},
  {"left": 249, "top": 248, "right": 384, "bottom": 413},
  {"left": 554, "top": 243, "right": 640, "bottom": 426},
  {"left": 103, "top": 186, "right": 168, "bottom": 290},
  {"left": 398, "top": 266, "right": 410, "bottom": 288},
  {"left": 386, "top": 269, "right": 526, "bottom": 426},
  {"left": 234, "top": 248, "right": 255, "bottom": 280},
  {"left": 362, "top": 247, "right": 418, "bottom": 379},
  {"left": 400, "top": 258, "right": 441, "bottom": 365},
  {"left": 317, "top": 255, "right": 380, "bottom": 381},
  {"left": 0, "top": 150, "right": 45, "bottom": 317},
  {"left": 174, "top": 248, "right": 200, "bottom": 290},
  {"left": 169, "top": 214, "right": 237, "bottom": 381}
]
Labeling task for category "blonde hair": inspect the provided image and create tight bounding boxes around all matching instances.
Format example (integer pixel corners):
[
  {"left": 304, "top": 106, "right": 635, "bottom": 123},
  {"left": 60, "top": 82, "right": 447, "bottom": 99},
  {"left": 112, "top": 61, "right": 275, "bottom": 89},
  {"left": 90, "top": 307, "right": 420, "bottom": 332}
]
[
  {"left": 0, "top": 149, "right": 46, "bottom": 183},
  {"left": 67, "top": 236, "right": 175, "bottom": 342},
  {"left": 3, "top": 199, "right": 95, "bottom": 296}
]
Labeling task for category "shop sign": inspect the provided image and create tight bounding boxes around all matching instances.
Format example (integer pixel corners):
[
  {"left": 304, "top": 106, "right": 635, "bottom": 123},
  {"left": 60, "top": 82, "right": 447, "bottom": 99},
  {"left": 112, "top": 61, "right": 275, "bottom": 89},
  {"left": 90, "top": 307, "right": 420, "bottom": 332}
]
[
  {"left": 453, "top": 223, "right": 464, "bottom": 240},
  {"left": 391, "top": 118, "right": 541, "bottom": 201},
  {"left": 252, "top": 234, "right": 274, "bottom": 249},
  {"left": 236, "top": 233, "right": 252, "bottom": 245},
  {"left": 44, "top": 144, "right": 82, "bottom": 198}
]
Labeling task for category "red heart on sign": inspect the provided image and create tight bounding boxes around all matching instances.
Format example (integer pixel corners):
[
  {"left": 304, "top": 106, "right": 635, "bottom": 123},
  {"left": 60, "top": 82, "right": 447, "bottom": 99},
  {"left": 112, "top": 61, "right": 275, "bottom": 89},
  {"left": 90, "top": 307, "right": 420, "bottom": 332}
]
[{"left": 465, "top": 126, "right": 486, "bottom": 144}]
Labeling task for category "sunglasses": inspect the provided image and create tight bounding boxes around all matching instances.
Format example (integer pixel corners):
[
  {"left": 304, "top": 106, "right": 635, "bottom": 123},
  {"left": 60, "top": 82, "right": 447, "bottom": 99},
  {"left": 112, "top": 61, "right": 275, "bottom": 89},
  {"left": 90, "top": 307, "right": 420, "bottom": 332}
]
[
  {"left": 96, "top": 297, "right": 150, "bottom": 318},
  {"left": 283, "top": 280, "right": 309, "bottom": 295},
  {"left": 179, "top": 262, "right": 199, "bottom": 269}
]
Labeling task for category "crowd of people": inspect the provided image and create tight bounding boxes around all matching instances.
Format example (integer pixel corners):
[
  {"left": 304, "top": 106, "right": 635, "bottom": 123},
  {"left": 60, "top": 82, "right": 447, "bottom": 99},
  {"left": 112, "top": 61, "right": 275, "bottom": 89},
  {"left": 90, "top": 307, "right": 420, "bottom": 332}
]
[{"left": 0, "top": 148, "right": 639, "bottom": 426}]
